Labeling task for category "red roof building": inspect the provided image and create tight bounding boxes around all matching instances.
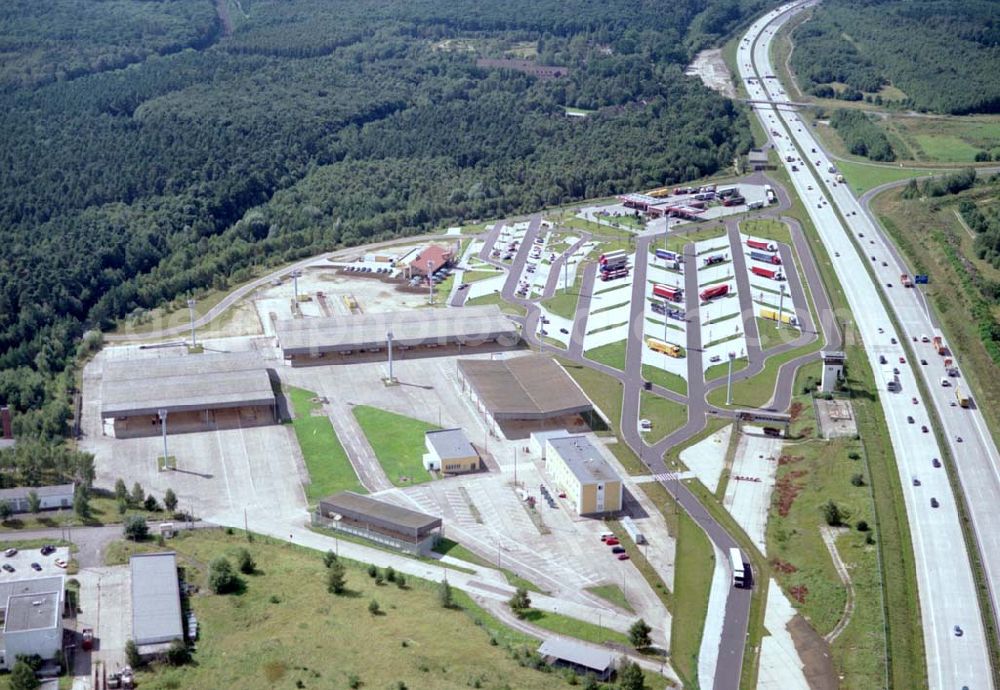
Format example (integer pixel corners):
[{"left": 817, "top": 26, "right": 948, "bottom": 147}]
[{"left": 409, "top": 245, "right": 453, "bottom": 277}]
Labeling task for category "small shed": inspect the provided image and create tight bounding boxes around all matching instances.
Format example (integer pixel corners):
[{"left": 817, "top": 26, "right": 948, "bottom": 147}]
[
  {"left": 424, "top": 428, "right": 480, "bottom": 474},
  {"left": 538, "top": 638, "right": 615, "bottom": 680}
]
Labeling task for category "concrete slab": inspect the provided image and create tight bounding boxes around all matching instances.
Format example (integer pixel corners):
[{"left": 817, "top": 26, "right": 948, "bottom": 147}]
[
  {"left": 698, "top": 545, "right": 730, "bottom": 687},
  {"left": 757, "top": 579, "right": 810, "bottom": 690},
  {"left": 723, "top": 433, "right": 781, "bottom": 555},
  {"left": 679, "top": 424, "right": 732, "bottom": 494}
]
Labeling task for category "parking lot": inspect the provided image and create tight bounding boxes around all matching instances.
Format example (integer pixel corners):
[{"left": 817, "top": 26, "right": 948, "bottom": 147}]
[{"left": 0, "top": 545, "right": 70, "bottom": 579}]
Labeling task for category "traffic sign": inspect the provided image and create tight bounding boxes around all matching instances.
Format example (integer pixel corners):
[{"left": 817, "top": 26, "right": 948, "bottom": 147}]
[{"left": 914, "top": 275, "right": 929, "bottom": 284}]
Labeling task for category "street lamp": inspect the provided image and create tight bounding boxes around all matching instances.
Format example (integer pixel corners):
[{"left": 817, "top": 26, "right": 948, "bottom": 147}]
[
  {"left": 291, "top": 269, "right": 303, "bottom": 303},
  {"left": 158, "top": 409, "right": 169, "bottom": 469},
  {"left": 333, "top": 514, "right": 343, "bottom": 556},
  {"left": 726, "top": 352, "right": 736, "bottom": 405},
  {"left": 777, "top": 283, "right": 787, "bottom": 330},
  {"left": 427, "top": 260, "right": 434, "bottom": 304},
  {"left": 187, "top": 299, "right": 197, "bottom": 348}
]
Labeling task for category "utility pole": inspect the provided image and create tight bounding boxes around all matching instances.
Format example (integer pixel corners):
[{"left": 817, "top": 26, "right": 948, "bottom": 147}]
[
  {"left": 158, "top": 409, "right": 169, "bottom": 468},
  {"left": 563, "top": 254, "right": 569, "bottom": 291},
  {"left": 187, "top": 299, "right": 197, "bottom": 348},
  {"left": 726, "top": 352, "right": 736, "bottom": 406},
  {"left": 386, "top": 331, "right": 395, "bottom": 383},
  {"left": 291, "top": 269, "right": 302, "bottom": 303},
  {"left": 514, "top": 447, "right": 518, "bottom": 487},
  {"left": 777, "top": 283, "right": 786, "bottom": 330}
]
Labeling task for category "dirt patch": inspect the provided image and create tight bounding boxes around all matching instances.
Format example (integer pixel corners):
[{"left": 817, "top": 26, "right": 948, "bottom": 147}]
[
  {"left": 789, "top": 400, "right": 803, "bottom": 421},
  {"left": 685, "top": 48, "right": 736, "bottom": 99},
  {"left": 788, "top": 584, "right": 809, "bottom": 604},
  {"left": 774, "top": 468, "right": 807, "bottom": 516},
  {"left": 777, "top": 454, "right": 803, "bottom": 466},
  {"left": 770, "top": 558, "right": 798, "bottom": 574},
  {"left": 787, "top": 615, "right": 839, "bottom": 690}
]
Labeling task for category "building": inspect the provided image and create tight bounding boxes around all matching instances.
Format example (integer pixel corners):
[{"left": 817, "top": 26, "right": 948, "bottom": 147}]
[
  {"left": 545, "top": 435, "right": 622, "bottom": 516},
  {"left": 537, "top": 638, "right": 615, "bottom": 681},
  {"left": 0, "top": 576, "right": 65, "bottom": 670},
  {"left": 0, "top": 484, "right": 74, "bottom": 514},
  {"left": 457, "top": 355, "right": 593, "bottom": 435},
  {"left": 100, "top": 353, "right": 276, "bottom": 438},
  {"left": 423, "top": 429, "right": 480, "bottom": 474},
  {"left": 748, "top": 148, "right": 771, "bottom": 171},
  {"left": 314, "top": 491, "right": 442, "bottom": 555},
  {"left": 275, "top": 305, "right": 518, "bottom": 365},
  {"left": 131, "top": 552, "right": 183, "bottom": 655},
  {"left": 408, "top": 245, "right": 453, "bottom": 278},
  {"left": 529, "top": 430, "right": 574, "bottom": 459},
  {"left": 821, "top": 350, "right": 846, "bottom": 393},
  {"left": 0, "top": 406, "right": 14, "bottom": 450}
]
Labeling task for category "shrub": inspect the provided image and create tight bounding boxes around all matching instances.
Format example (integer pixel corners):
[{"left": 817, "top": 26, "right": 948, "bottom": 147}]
[
  {"left": 856, "top": 520, "right": 870, "bottom": 532},
  {"left": 850, "top": 473, "right": 865, "bottom": 487},
  {"left": 163, "top": 488, "right": 178, "bottom": 512},
  {"left": 124, "top": 639, "right": 142, "bottom": 669},
  {"left": 438, "top": 580, "right": 454, "bottom": 608},
  {"left": 165, "top": 639, "right": 190, "bottom": 666},
  {"left": 821, "top": 500, "right": 842, "bottom": 526},
  {"left": 208, "top": 557, "right": 240, "bottom": 594},
  {"left": 385, "top": 566, "right": 396, "bottom": 582},
  {"left": 236, "top": 548, "right": 256, "bottom": 575},
  {"left": 323, "top": 550, "right": 337, "bottom": 568},
  {"left": 327, "top": 561, "right": 347, "bottom": 595},
  {"left": 143, "top": 494, "right": 159, "bottom": 512},
  {"left": 123, "top": 515, "right": 148, "bottom": 541},
  {"left": 367, "top": 564, "right": 377, "bottom": 578},
  {"left": 369, "top": 598, "right": 381, "bottom": 615}
]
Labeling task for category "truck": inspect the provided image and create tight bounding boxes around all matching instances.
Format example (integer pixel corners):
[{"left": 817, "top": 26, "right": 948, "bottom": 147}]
[
  {"left": 944, "top": 358, "right": 959, "bottom": 377},
  {"left": 703, "top": 253, "right": 726, "bottom": 266},
  {"left": 884, "top": 367, "right": 900, "bottom": 392},
  {"left": 746, "top": 238, "right": 777, "bottom": 252},
  {"left": 932, "top": 335, "right": 946, "bottom": 356},
  {"left": 751, "top": 265, "right": 785, "bottom": 280},
  {"left": 600, "top": 268, "right": 629, "bottom": 281},
  {"left": 599, "top": 250, "right": 628, "bottom": 266},
  {"left": 667, "top": 306, "right": 686, "bottom": 321},
  {"left": 694, "top": 192, "right": 715, "bottom": 201},
  {"left": 653, "top": 283, "right": 683, "bottom": 302},
  {"left": 599, "top": 258, "right": 627, "bottom": 274},
  {"left": 750, "top": 250, "right": 782, "bottom": 265},
  {"left": 655, "top": 248, "right": 682, "bottom": 263},
  {"left": 717, "top": 187, "right": 737, "bottom": 198},
  {"left": 700, "top": 284, "right": 730, "bottom": 301},
  {"left": 760, "top": 307, "right": 797, "bottom": 326},
  {"left": 956, "top": 386, "right": 970, "bottom": 408},
  {"left": 748, "top": 200, "right": 765, "bottom": 210},
  {"left": 722, "top": 196, "right": 746, "bottom": 207},
  {"left": 646, "top": 337, "right": 683, "bottom": 358},
  {"left": 836, "top": 174, "right": 845, "bottom": 183},
  {"left": 765, "top": 185, "right": 777, "bottom": 204},
  {"left": 900, "top": 273, "right": 913, "bottom": 288}
]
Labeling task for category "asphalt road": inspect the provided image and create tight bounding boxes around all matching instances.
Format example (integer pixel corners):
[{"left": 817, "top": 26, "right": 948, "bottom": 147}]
[{"left": 740, "top": 3, "right": 995, "bottom": 687}]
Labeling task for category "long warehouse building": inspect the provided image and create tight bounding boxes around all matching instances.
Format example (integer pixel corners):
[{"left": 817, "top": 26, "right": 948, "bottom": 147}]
[
  {"left": 100, "top": 353, "right": 276, "bottom": 438},
  {"left": 275, "top": 305, "right": 519, "bottom": 365}
]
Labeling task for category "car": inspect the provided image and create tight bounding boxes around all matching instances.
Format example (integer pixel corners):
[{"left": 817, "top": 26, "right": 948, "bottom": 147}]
[
  {"left": 30, "top": 563, "right": 41, "bottom": 572},
  {"left": 807, "top": 185, "right": 813, "bottom": 190},
  {"left": 558, "top": 492, "right": 566, "bottom": 499},
  {"left": 932, "top": 458, "right": 942, "bottom": 468},
  {"left": 54, "top": 559, "right": 67, "bottom": 569},
  {"left": 879, "top": 355, "right": 887, "bottom": 364},
  {"left": 893, "top": 367, "right": 900, "bottom": 375},
  {"left": 817, "top": 204, "right": 822, "bottom": 209},
  {"left": 1, "top": 564, "right": 13, "bottom": 573},
  {"left": 920, "top": 359, "right": 927, "bottom": 365},
  {"left": 40, "top": 545, "right": 55, "bottom": 556},
  {"left": 458, "top": 283, "right": 468, "bottom": 289},
  {"left": 605, "top": 538, "right": 620, "bottom": 546},
  {"left": 3, "top": 548, "right": 16, "bottom": 558},
  {"left": 899, "top": 356, "right": 906, "bottom": 364},
  {"left": 954, "top": 625, "right": 964, "bottom": 637},
  {"left": 907, "top": 416, "right": 915, "bottom": 424},
  {"left": 834, "top": 251, "right": 840, "bottom": 257},
  {"left": 559, "top": 327, "right": 568, "bottom": 334},
  {"left": 931, "top": 497, "right": 939, "bottom": 508},
  {"left": 921, "top": 425, "right": 929, "bottom": 433},
  {"left": 912, "top": 477, "right": 921, "bottom": 486},
  {"left": 881, "top": 261, "right": 888, "bottom": 267},
  {"left": 886, "top": 283, "right": 893, "bottom": 288},
  {"left": 600, "top": 532, "right": 614, "bottom": 542},
  {"left": 709, "top": 355, "right": 721, "bottom": 363},
  {"left": 871, "top": 255, "right": 876, "bottom": 261},
  {"left": 890, "top": 337, "right": 897, "bottom": 344},
  {"left": 912, "top": 397, "right": 918, "bottom": 405},
  {"left": 956, "top": 436, "right": 964, "bottom": 443},
  {"left": 611, "top": 546, "right": 626, "bottom": 554},
  {"left": 859, "top": 233, "right": 865, "bottom": 238},
  {"left": 617, "top": 553, "right": 630, "bottom": 561},
  {"left": 878, "top": 327, "right": 884, "bottom": 334}
]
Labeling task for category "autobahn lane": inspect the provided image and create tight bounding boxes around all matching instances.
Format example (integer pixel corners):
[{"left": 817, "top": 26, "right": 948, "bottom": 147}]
[{"left": 739, "top": 3, "right": 994, "bottom": 687}]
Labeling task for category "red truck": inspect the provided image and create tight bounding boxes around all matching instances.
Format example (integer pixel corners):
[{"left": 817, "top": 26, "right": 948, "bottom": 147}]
[
  {"left": 746, "top": 238, "right": 777, "bottom": 252},
  {"left": 751, "top": 266, "right": 784, "bottom": 280},
  {"left": 653, "top": 283, "right": 683, "bottom": 302},
  {"left": 901, "top": 273, "right": 913, "bottom": 288},
  {"left": 700, "top": 284, "right": 730, "bottom": 301}
]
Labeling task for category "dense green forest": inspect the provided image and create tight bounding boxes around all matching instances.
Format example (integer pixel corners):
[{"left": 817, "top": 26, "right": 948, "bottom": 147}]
[
  {"left": 0, "top": 0, "right": 775, "bottom": 440},
  {"left": 828, "top": 109, "right": 895, "bottom": 161},
  {"left": 964, "top": 194, "right": 1000, "bottom": 271},
  {"left": 790, "top": 0, "right": 1000, "bottom": 114}
]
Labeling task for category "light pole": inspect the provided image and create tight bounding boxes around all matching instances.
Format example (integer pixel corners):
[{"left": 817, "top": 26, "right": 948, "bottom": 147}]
[
  {"left": 726, "top": 352, "right": 736, "bottom": 405},
  {"left": 776, "top": 283, "right": 786, "bottom": 330},
  {"left": 333, "top": 514, "right": 342, "bottom": 556},
  {"left": 386, "top": 330, "right": 395, "bottom": 383},
  {"left": 427, "top": 260, "right": 434, "bottom": 304},
  {"left": 158, "top": 408, "right": 169, "bottom": 468},
  {"left": 291, "top": 269, "right": 302, "bottom": 303},
  {"left": 187, "top": 299, "right": 197, "bottom": 348},
  {"left": 563, "top": 254, "right": 569, "bottom": 292}
]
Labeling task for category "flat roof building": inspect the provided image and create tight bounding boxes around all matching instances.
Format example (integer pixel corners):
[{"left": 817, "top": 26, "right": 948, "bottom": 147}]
[
  {"left": 0, "top": 576, "right": 64, "bottom": 670},
  {"left": 546, "top": 435, "right": 622, "bottom": 516},
  {"left": 537, "top": 638, "right": 615, "bottom": 680},
  {"left": 748, "top": 148, "right": 771, "bottom": 170},
  {"left": 131, "top": 552, "right": 184, "bottom": 651},
  {"left": 100, "top": 353, "right": 276, "bottom": 438},
  {"left": 0, "top": 484, "right": 74, "bottom": 514},
  {"left": 275, "top": 305, "right": 518, "bottom": 365},
  {"left": 458, "top": 354, "right": 592, "bottom": 421},
  {"left": 424, "top": 429, "right": 480, "bottom": 474},
  {"left": 314, "top": 491, "right": 442, "bottom": 555}
]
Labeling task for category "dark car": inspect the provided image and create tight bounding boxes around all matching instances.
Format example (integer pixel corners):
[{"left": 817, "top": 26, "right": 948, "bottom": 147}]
[
  {"left": 611, "top": 546, "right": 626, "bottom": 554},
  {"left": 933, "top": 458, "right": 942, "bottom": 468},
  {"left": 921, "top": 425, "right": 929, "bottom": 433},
  {"left": 559, "top": 328, "right": 569, "bottom": 334},
  {"left": 30, "top": 563, "right": 41, "bottom": 572},
  {"left": 643, "top": 381, "right": 652, "bottom": 391},
  {"left": 40, "top": 545, "right": 56, "bottom": 556},
  {"left": 912, "top": 477, "right": 921, "bottom": 486},
  {"left": 920, "top": 359, "right": 928, "bottom": 366},
  {"left": 907, "top": 416, "right": 915, "bottom": 424},
  {"left": 2, "top": 564, "right": 13, "bottom": 573},
  {"left": 955, "top": 625, "right": 964, "bottom": 637},
  {"left": 930, "top": 497, "right": 939, "bottom": 508}
]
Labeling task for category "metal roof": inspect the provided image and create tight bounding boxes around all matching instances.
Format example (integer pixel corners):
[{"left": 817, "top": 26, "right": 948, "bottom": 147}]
[
  {"left": 5, "top": 591, "right": 60, "bottom": 633},
  {"left": 457, "top": 355, "right": 592, "bottom": 420},
  {"left": 0, "top": 576, "right": 64, "bottom": 617},
  {"left": 537, "top": 638, "right": 615, "bottom": 672},
  {"left": 425, "top": 428, "right": 477, "bottom": 460},
  {"left": 548, "top": 435, "right": 620, "bottom": 485},
  {"left": 0, "top": 483, "right": 74, "bottom": 502},
  {"left": 101, "top": 353, "right": 274, "bottom": 418},
  {"left": 317, "top": 492, "right": 442, "bottom": 536},
  {"left": 275, "top": 305, "right": 517, "bottom": 355},
  {"left": 131, "top": 552, "right": 183, "bottom": 646}
]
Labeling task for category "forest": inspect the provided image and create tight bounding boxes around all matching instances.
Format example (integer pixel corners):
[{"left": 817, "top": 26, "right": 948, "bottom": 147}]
[
  {"left": 0, "top": 0, "right": 775, "bottom": 441},
  {"left": 965, "top": 194, "right": 1000, "bottom": 271},
  {"left": 790, "top": 0, "right": 1000, "bottom": 114},
  {"left": 828, "top": 109, "right": 895, "bottom": 161}
]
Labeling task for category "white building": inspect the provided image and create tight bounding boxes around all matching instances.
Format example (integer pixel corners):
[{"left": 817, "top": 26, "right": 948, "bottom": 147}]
[
  {"left": 0, "top": 576, "right": 65, "bottom": 669},
  {"left": 423, "top": 429, "right": 480, "bottom": 474},
  {"left": 0, "top": 484, "right": 74, "bottom": 514}
]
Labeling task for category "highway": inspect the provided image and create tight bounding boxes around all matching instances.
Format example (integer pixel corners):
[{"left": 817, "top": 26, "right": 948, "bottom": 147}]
[{"left": 739, "top": 3, "right": 996, "bottom": 687}]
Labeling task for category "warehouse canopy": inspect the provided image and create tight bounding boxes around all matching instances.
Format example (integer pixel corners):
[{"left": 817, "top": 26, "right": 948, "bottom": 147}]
[{"left": 458, "top": 355, "right": 592, "bottom": 420}]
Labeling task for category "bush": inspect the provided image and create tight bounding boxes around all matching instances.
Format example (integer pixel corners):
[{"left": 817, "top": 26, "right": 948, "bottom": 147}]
[
  {"left": 208, "top": 557, "right": 241, "bottom": 594},
  {"left": 165, "top": 639, "right": 191, "bottom": 666},
  {"left": 368, "top": 598, "right": 381, "bottom": 615},
  {"left": 124, "top": 639, "right": 142, "bottom": 669},
  {"left": 509, "top": 587, "right": 531, "bottom": 618},
  {"left": 123, "top": 515, "right": 148, "bottom": 541},
  {"left": 628, "top": 618, "right": 652, "bottom": 649},
  {"left": 327, "top": 561, "right": 347, "bottom": 595},
  {"left": 236, "top": 548, "right": 256, "bottom": 575},
  {"left": 385, "top": 566, "right": 396, "bottom": 582},
  {"left": 850, "top": 473, "right": 865, "bottom": 487},
  {"left": 821, "top": 500, "right": 842, "bottom": 526},
  {"left": 396, "top": 574, "right": 407, "bottom": 588},
  {"left": 9, "top": 660, "right": 39, "bottom": 690},
  {"left": 367, "top": 564, "right": 377, "bottom": 578},
  {"left": 323, "top": 550, "right": 337, "bottom": 568},
  {"left": 143, "top": 494, "right": 159, "bottom": 512},
  {"left": 375, "top": 573, "right": 385, "bottom": 586},
  {"left": 856, "top": 520, "right": 870, "bottom": 532},
  {"left": 438, "top": 580, "right": 454, "bottom": 608}
]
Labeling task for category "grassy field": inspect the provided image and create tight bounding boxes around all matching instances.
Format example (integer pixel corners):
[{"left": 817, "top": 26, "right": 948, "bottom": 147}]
[
  {"left": 584, "top": 340, "right": 627, "bottom": 371},
  {"left": 541, "top": 268, "right": 586, "bottom": 320},
  {"left": 521, "top": 608, "right": 631, "bottom": 647},
  {"left": 638, "top": 391, "right": 687, "bottom": 444},
  {"left": 704, "top": 355, "right": 748, "bottom": 383},
  {"left": 670, "top": 504, "right": 715, "bottom": 687},
  {"left": 834, "top": 159, "right": 937, "bottom": 195},
  {"left": 664, "top": 225, "right": 727, "bottom": 254},
  {"left": 352, "top": 405, "right": 440, "bottom": 487},
  {"left": 741, "top": 218, "right": 792, "bottom": 246},
  {"left": 756, "top": 317, "right": 800, "bottom": 352},
  {"left": 768, "top": 365, "right": 886, "bottom": 687},
  {"left": 465, "top": 291, "right": 527, "bottom": 316},
  {"left": 706, "top": 336, "right": 823, "bottom": 408},
  {"left": 462, "top": 269, "right": 503, "bottom": 283},
  {"left": 124, "top": 529, "right": 592, "bottom": 690},
  {"left": 872, "top": 187, "right": 1000, "bottom": 452},
  {"left": 585, "top": 583, "right": 634, "bottom": 613},
  {"left": 640, "top": 363, "right": 688, "bottom": 396},
  {"left": 557, "top": 358, "right": 625, "bottom": 435},
  {"left": 288, "top": 386, "right": 366, "bottom": 501},
  {"left": 433, "top": 538, "right": 545, "bottom": 593}
]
